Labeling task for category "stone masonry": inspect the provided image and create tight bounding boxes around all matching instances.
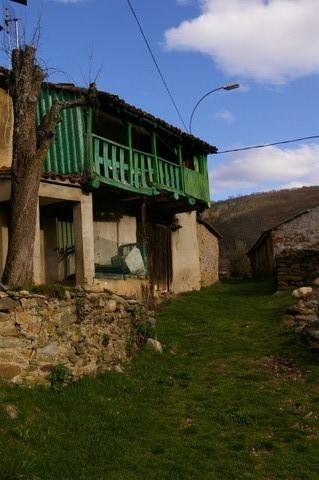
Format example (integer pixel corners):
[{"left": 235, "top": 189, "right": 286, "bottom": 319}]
[
  {"left": 276, "top": 249, "right": 319, "bottom": 290},
  {"left": 0, "top": 287, "right": 152, "bottom": 386},
  {"left": 197, "top": 221, "right": 219, "bottom": 287}
]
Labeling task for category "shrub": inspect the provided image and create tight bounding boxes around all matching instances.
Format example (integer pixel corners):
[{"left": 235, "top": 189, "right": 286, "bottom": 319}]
[
  {"left": 228, "top": 240, "right": 251, "bottom": 278},
  {"left": 49, "top": 364, "right": 73, "bottom": 391},
  {"left": 29, "top": 284, "right": 67, "bottom": 300}
]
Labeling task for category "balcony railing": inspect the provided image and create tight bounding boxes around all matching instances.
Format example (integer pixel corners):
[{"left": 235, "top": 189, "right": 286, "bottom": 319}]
[{"left": 92, "top": 134, "right": 210, "bottom": 202}]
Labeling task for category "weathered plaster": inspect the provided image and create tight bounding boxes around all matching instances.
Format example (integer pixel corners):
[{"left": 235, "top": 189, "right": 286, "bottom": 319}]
[
  {"left": 94, "top": 216, "right": 137, "bottom": 266},
  {"left": 171, "top": 212, "right": 201, "bottom": 294},
  {"left": 0, "top": 88, "right": 13, "bottom": 169}
]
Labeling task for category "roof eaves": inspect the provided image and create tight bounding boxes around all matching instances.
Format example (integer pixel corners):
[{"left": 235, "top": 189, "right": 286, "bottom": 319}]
[{"left": 197, "top": 215, "right": 222, "bottom": 238}]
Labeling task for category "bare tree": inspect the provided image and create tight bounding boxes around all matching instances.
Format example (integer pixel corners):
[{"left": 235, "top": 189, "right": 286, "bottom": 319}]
[{"left": 2, "top": 45, "right": 95, "bottom": 287}]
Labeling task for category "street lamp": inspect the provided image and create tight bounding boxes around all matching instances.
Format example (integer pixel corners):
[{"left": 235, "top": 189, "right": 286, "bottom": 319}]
[{"left": 189, "top": 83, "right": 240, "bottom": 134}]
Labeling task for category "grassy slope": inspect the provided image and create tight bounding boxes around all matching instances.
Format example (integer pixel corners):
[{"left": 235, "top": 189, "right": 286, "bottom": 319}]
[{"left": 1, "top": 280, "right": 319, "bottom": 480}]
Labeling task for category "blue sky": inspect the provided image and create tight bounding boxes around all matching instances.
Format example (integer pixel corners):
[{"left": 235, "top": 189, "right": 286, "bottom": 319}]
[{"left": 3, "top": 0, "right": 319, "bottom": 200}]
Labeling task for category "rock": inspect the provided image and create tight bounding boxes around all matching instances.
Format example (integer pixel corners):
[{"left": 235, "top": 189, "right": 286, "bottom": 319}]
[
  {"left": 111, "top": 294, "right": 129, "bottom": 309},
  {"left": 113, "top": 365, "right": 124, "bottom": 373},
  {"left": 127, "top": 299, "right": 140, "bottom": 305},
  {"left": 313, "top": 277, "right": 319, "bottom": 287},
  {"left": 64, "top": 290, "right": 71, "bottom": 300},
  {"left": 105, "top": 300, "right": 117, "bottom": 313},
  {"left": 19, "top": 290, "right": 30, "bottom": 296},
  {"left": 84, "top": 285, "right": 104, "bottom": 294},
  {"left": 146, "top": 338, "right": 163, "bottom": 353},
  {"left": 0, "top": 364, "right": 21, "bottom": 379},
  {"left": 38, "top": 342, "right": 58, "bottom": 358},
  {"left": 292, "top": 287, "right": 313, "bottom": 299},
  {"left": 0, "top": 319, "right": 19, "bottom": 336},
  {"left": 301, "top": 320, "right": 319, "bottom": 341},
  {"left": 0, "top": 337, "right": 29, "bottom": 348},
  {"left": 0, "top": 297, "right": 19, "bottom": 312},
  {"left": 0, "top": 282, "right": 8, "bottom": 292},
  {"left": 15, "top": 313, "right": 41, "bottom": 339},
  {"left": 147, "top": 317, "right": 156, "bottom": 327},
  {"left": 4, "top": 404, "right": 19, "bottom": 419},
  {"left": 295, "top": 314, "right": 319, "bottom": 323}
]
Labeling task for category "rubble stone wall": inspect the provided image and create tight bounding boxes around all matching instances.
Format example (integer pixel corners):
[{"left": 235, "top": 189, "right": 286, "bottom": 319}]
[
  {"left": 272, "top": 206, "right": 319, "bottom": 255},
  {"left": 276, "top": 249, "right": 319, "bottom": 290},
  {"left": 0, "top": 288, "right": 148, "bottom": 386},
  {"left": 197, "top": 222, "right": 219, "bottom": 287}
]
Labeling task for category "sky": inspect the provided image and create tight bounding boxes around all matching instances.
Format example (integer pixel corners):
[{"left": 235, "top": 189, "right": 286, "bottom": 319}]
[{"left": 2, "top": 0, "right": 319, "bottom": 200}]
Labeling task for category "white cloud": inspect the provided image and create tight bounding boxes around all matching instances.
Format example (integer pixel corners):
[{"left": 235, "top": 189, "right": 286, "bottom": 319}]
[
  {"left": 165, "top": 0, "right": 319, "bottom": 83},
  {"left": 210, "top": 143, "right": 319, "bottom": 195},
  {"left": 215, "top": 109, "right": 235, "bottom": 124}
]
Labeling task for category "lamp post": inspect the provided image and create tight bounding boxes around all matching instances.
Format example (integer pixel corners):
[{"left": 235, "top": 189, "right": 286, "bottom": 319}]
[{"left": 189, "top": 83, "right": 240, "bottom": 134}]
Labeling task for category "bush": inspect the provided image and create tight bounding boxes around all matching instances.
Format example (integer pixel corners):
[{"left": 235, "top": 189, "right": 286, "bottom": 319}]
[
  {"left": 49, "top": 364, "right": 73, "bottom": 391},
  {"left": 29, "top": 284, "right": 67, "bottom": 300},
  {"left": 228, "top": 240, "right": 251, "bottom": 278}
]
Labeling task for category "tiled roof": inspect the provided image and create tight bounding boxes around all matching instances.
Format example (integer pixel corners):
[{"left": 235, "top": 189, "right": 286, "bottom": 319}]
[
  {"left": 0, "top": 66, "right": 216, "bottom": 154},
  {"left": 0, "top": 167, "right": 85, "bottom": 186}
]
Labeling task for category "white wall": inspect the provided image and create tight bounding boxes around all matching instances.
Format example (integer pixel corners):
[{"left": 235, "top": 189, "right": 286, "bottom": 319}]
[
  {"left": 171, "top": 212, "right": 201, "bottom": 294},
  {"left": 94, "top": 216, "right": 137, "bottom": 266}
]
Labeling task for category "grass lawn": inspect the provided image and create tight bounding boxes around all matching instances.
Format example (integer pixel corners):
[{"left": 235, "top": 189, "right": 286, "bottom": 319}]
[{"left": 1, "top": 279, "right": 319, "bottom": 480}]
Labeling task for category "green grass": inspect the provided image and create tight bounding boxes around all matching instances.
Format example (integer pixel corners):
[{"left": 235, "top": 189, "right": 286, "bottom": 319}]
[{"left": 1, "top": 279, "right": 319, "bottom": 480}]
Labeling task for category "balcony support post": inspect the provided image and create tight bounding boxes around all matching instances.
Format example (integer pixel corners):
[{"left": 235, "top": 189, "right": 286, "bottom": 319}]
[
  {"left": 152, "top": 132, "right": 159, "bottom": 184},
  {"left": 178, "top": 145, "right": 185, "bottom": 193},
  {"left": 127, "top": 123, "right": 134, "bottom": 186}
]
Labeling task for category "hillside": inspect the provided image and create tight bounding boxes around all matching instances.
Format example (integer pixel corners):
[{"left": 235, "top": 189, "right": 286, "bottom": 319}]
[{"left": 204, "top": 186, "right": 319, "bottom": 274}]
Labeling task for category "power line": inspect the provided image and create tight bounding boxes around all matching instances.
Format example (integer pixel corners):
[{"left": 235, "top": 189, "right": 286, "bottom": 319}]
[
  {"left": 216, "top": 135, "right": 319, "bottom": 154},
  {"left": 126, "top": 0, "right": 188, "bottom": 132}
]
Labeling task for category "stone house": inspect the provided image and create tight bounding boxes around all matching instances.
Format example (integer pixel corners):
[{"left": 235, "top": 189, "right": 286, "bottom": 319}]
[
  {"left": 248, "top": 206, "right": 319, "bottom": 289},
  {"left": 0, "top": 69, "right": 219, "bottom": 298}
]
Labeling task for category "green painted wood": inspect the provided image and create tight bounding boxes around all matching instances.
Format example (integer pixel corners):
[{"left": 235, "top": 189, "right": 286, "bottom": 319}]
[
  {"left": 183, "top": 166, "right": 210, "bottom": 202},
  {"left": 151, "top": 132, "right": 159, "bottom": 183},
  {"left": 91, "top": 134, "right": 210, "bottom": 202},
  {"left": 147, "top": 155, "right": 153, "bottom": 184},
  {"left": 141, "top": 154, "right": 147, "bottom": 187},
  {"left": 127, "top": 123, "right": 134, "bottom": 185},
  {"left": 37, "top": 88, "right": 86, "bottom": 174}
]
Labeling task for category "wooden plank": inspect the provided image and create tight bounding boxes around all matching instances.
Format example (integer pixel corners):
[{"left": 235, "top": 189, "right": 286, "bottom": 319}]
[
  {"left": 151, "top": 132, "right": 159, "bottom": 184},
  {"left": 169, "top": 165, "right": 174, "bottom": 189},
  {"left": 147, "top": 156, "right": 153, "bottom": 184},
  {"left": 111, "top": 145, "right": 118, "bottom": 181},
  {"left": 119, "top": 148, "right": 126, "bottom": 183},
  {"left": 103, "top": 141, "right": 109, "bottom": 178},
  {"left": 141, "top": 154, "right": 147, "bottom": 187},
  {"left": 164, "top": 163, "right": 169, "bottom": 188},
  {"left": 93, "top": 138, "right": 100, "bottom": 175},
  {"left": 134, "top": 152, "right": 140, "bottom": 188}
]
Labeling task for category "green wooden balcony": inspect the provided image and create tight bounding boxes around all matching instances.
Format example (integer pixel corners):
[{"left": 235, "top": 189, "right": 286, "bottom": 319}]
[{"left": 92, "top": 134, "right": 210, "bottom": 203}]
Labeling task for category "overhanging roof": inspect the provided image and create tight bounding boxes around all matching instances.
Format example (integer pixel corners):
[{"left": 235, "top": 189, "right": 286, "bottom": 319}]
[{"left": 0, "top": 67, "right": 217, "bottom": 155}]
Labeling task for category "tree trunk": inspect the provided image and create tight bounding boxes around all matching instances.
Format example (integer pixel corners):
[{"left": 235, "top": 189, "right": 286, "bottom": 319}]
[{"left": 2, "top": 46, "right": 91, "bottom": 287}]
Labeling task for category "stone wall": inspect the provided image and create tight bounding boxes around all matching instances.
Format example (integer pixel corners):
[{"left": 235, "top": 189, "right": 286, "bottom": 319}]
[
  {"left": 272, "top": 206, "right": 319, "bottom": 255},
  {"left": 0, "top": 287, "right": 151, "bottom": 386},
  {"left": 276, "top": 249, "right": 319, "bottom": 290},
  {"left": 197, "top": 222, "right": 219, "bottom": 287}
]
